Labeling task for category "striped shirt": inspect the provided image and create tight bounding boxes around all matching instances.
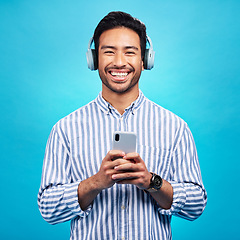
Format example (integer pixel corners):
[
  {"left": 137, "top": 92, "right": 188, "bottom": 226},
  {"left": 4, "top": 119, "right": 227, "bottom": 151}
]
[{"left": 38, "top": 90, "right": 207, "bottom": 240}]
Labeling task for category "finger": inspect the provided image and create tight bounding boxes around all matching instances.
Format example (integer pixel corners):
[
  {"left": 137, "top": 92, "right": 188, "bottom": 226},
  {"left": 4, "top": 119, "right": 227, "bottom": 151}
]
[
  {"left": 116, "top": 173, "right": 150, "bottom": 189},
  {"left": 111, "top": 156, "right": 124, "bottom": 161},
  {"left": 105, "top": 150, "right": 125, "bottom": 161},
  {"left": 105, "top": 158, "right": 131, "bottom": 170},
  {"left": 114, "top": 162, "right": 139, "bottom": 172},
  {"left": 123, "top": 152, "right": 142, "bottom": 163},
  {"left": 112, "top": 171, "right": 139, "bottom": 181}
]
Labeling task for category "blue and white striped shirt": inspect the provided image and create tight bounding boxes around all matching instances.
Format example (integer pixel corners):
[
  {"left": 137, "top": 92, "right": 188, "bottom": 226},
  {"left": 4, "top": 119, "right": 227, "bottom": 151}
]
[{"left": 38, "top": 90, "right": 207, "bottom": 240}]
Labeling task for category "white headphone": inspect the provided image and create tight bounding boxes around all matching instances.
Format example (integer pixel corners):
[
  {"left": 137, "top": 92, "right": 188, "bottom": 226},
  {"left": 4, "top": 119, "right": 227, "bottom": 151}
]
[{"left": 86, "top": 35, "right": 155, "bottom": 71}]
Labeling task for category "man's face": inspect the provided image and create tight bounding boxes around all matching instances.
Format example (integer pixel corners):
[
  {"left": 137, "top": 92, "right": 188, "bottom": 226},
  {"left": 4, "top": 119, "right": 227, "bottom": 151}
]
[{"left": 98, "top": 27, "right": 144, "bottom": 94}]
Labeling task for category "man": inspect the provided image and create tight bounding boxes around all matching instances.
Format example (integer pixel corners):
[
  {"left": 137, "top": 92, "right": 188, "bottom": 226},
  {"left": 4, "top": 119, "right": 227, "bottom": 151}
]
[{"left": 38, "top": 11, "right": 207, "bottom": 240}]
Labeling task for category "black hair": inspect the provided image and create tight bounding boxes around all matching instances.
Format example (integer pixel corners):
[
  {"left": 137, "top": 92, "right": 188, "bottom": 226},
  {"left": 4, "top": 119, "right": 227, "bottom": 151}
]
[{"left": 93, "top": 11, "right": 147, "bottom": 61}]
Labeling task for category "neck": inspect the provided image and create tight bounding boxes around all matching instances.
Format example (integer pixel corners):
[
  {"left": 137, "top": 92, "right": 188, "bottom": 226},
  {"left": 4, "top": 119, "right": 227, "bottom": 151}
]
[{"left": 102, "top": 86, "right": 139, "bottom": 115}]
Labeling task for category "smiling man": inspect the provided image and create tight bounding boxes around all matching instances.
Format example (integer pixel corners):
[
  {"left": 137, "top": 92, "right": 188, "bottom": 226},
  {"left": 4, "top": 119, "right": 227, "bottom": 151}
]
[
  {"left": 38, "top": 11, "right": 207, "bottom": 240},
  {"left": 98, "top": 27, "right": 144, "bottom": 116}
]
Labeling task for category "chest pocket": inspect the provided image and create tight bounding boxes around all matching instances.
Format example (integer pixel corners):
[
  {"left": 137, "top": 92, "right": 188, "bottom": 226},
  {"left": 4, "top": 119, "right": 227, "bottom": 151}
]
[{"left": 137, "top": 145, "right": 171, "bottom": 179}]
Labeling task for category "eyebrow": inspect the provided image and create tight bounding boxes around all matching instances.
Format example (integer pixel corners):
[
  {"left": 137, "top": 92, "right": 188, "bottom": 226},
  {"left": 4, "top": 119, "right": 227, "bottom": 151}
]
[{"left": 100, "top": 45, "right": 139, "bottom": 51}]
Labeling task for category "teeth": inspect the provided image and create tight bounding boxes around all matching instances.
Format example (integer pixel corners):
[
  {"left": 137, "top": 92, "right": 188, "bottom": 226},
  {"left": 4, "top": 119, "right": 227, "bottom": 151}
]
[{"left": 111, "top": 72, "right": 128, "bottom": 77}]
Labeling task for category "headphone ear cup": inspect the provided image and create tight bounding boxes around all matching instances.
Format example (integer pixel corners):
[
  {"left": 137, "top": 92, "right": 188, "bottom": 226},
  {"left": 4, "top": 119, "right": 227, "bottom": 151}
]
[
  {"left": 86, "top": 49, "right": 98, "bottom": 70},
  {"left": 144, "top": 49, "right": 155, "bottom": 70}
]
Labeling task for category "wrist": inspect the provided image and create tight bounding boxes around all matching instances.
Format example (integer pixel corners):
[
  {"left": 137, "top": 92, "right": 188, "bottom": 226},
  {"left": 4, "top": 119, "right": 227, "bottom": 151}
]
[
  {"left": 91, "top": 173, "right": 105, "bottom": 192},
  {"left": 144, "top": 172, "right": 163, "bottom": 193}
]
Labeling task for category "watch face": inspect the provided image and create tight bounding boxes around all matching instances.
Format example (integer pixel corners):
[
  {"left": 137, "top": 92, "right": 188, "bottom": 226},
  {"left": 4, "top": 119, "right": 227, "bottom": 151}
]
[{"left": 153, "top": 175, "right": 162, "bottom": 189}]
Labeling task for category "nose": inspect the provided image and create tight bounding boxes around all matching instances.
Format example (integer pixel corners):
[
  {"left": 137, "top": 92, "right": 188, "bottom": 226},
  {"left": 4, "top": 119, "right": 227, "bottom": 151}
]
[{"left": 113, "top": 52, "right": 126, "bottom": 67}]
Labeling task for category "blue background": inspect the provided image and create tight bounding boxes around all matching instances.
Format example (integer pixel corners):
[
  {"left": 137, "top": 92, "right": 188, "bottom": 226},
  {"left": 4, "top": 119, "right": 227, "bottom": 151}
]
[{"left": 1, "top": 0, "right": 239, "bottom": 239}]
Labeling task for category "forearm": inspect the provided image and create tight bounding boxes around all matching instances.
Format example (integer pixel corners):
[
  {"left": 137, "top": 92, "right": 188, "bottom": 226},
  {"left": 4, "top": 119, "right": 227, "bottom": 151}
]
[
  {"left": 78, "top": 174, "right": 102, "bottom": 211},
  {"left": 148, "top": 179, "right": 173, "bottom": 210}
]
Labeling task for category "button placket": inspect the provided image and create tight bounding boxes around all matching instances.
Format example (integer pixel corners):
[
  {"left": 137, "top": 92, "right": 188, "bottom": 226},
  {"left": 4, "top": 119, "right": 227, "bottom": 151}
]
[{"left": 118, "top": 184, "right": 129, "bottom": 240}]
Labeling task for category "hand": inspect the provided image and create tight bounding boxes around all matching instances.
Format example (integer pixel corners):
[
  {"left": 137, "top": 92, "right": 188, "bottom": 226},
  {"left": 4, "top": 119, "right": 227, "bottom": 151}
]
[
  {"left": 94, "top": 150, "right": 131, "bottom": 190},
  {"left": 78, "top": 150, "right": 131, "bottom": 210},
  {"left": 111, "top": 152, "right": 152, "bottom": 190}
]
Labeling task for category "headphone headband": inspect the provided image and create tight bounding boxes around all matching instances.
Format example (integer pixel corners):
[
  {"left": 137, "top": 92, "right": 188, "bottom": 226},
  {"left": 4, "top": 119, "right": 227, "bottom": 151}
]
[{"left": 86, "top": 35, "right": 155, "bottom": 70}]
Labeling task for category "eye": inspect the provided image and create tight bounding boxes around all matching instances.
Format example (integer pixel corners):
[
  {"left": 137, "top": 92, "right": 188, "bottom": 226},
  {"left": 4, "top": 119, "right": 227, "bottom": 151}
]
[
  {"left": 125, "top": 51, "right": 136, "bottom": 56},
  {"left": 104, "top": 50, "right": 115, "bottom": 55}
]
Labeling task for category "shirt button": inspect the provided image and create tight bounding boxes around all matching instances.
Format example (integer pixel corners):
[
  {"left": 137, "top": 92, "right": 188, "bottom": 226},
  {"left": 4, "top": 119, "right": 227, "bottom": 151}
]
[
  {"left": 121, "top": 205, "right": 125, "bottom": 210},
  {"left": 121, "top": 237, "right": 125, "bottom": 240}
]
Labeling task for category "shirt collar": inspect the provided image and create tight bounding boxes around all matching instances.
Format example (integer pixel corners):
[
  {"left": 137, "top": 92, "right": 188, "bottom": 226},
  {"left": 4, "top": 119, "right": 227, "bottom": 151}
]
[{"left": 94, "top": 90, "right": 145, "bottom": 115}]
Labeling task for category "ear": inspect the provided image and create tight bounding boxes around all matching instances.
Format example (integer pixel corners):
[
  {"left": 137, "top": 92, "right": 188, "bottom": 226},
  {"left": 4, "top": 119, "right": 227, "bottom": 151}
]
[{"left": 141, "top": 59, "right": 144, "bottom": 71}]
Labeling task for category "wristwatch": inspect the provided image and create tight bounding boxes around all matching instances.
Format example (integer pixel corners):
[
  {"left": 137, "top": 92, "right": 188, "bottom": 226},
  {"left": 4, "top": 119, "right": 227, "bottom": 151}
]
[{"left": 145, "top": 172, "right": 163, "bottom": 192}]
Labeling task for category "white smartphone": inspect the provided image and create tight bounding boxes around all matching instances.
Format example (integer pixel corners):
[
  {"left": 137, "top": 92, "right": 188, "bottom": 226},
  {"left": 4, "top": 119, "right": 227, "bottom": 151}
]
[{"left": 112, "top": 131, "right": 137, "bottom": 154}]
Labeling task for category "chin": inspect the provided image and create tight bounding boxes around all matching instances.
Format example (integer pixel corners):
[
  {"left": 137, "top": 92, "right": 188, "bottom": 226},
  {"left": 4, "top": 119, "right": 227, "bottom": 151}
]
[{"left": 105, "top": 81, "right": 138, "bottom": 94}]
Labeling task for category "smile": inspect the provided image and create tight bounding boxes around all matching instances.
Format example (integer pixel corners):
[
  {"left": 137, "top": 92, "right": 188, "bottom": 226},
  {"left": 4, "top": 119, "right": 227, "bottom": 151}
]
[{"left": 110, "top": 71, "right": 129, "bottom": 78}]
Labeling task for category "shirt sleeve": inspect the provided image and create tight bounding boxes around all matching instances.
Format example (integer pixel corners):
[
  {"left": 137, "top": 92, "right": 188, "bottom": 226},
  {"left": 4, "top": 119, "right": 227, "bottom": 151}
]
[
  {"left": 37, "top": 126, "right": 92, "bottom": 225},
  {"left": 159, "top": 125, "right": 207, "bottom": 220}
]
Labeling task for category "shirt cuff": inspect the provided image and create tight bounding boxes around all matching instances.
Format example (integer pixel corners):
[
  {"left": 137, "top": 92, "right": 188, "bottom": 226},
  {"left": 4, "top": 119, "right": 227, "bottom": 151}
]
[
  {"left": 63, "top": 181, "right": 92, "bottom": 218},
  {"left": 158, "top": 181, "right": 186, "bottom": 215}
]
